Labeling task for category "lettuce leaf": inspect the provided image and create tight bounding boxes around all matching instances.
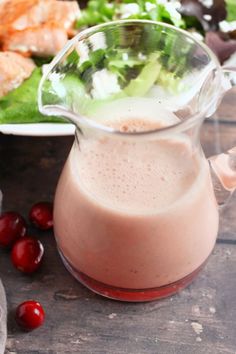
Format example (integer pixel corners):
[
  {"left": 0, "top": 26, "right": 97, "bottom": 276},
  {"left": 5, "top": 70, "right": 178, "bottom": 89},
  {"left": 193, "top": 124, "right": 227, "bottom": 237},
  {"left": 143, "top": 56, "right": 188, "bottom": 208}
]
[
  {"left": 226, "top": 0, "right": 236, "bottom": 22},
  {"left": 124, "top": 53, "right": 161, "bottom": 96},
  {"left": 76, "top": 0, "right": 115, "bottom": 27},
  {"left": 76, "top": 0, "right": 185, "bottom": 29},
  {"left": 0, "top": 68, "right": 64, "bottom": 124}
]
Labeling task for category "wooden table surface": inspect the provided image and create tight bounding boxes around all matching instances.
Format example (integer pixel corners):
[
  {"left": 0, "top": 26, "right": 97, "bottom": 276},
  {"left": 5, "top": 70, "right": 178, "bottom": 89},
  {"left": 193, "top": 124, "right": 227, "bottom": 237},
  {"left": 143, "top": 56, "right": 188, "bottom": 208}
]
[{"left": 0, "top": 90, "right": 236, "bottom": 354}]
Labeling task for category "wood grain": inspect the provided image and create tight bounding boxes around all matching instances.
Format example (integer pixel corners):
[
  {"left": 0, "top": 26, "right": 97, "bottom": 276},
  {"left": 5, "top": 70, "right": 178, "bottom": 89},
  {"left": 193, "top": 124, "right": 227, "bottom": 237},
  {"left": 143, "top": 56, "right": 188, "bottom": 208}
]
[{"left": 213, "top": 87, "right": 236, "bottom": 123}]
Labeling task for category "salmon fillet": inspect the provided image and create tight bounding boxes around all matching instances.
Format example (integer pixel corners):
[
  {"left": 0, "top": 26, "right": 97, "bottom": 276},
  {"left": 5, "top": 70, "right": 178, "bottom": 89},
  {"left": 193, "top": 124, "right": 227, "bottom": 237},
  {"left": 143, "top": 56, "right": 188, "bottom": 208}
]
[
  {"left": 41, "top": 0, "right": 80, "bottom": 34},
  {"left": 0, "top": 0, "right": 40, "bottom": 39},
  {"left": 0, "top": 51, "right": 35, "bottom": 97},
  {"left": 3, "top": 23, "right": 68, "bottom": 57},
  {"left": 0, "top": 0, "right": 80, "bottom": 37}
]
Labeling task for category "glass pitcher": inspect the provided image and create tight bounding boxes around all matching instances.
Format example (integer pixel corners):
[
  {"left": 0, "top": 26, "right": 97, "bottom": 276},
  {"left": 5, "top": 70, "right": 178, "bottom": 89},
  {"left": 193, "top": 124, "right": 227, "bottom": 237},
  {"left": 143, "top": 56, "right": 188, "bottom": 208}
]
[{"left": 38, "top": 20, "right": 236, "bottom": 302}]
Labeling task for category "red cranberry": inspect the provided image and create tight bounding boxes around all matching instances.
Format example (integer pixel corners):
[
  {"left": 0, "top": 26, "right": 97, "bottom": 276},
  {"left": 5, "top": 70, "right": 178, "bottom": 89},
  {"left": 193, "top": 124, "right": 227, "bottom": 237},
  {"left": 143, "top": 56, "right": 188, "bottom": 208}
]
[
  {"left": 15, "top": 300, "right": 45, "bottom": 331},
  {"left": 0, "top": 212, "right": 27, "bottom": 248},
  {"left": 11, "top": 237, "right": 44, "bottom": 273},
  {"left": 29, "top": 202, "right": 53, "bottom": 230}
]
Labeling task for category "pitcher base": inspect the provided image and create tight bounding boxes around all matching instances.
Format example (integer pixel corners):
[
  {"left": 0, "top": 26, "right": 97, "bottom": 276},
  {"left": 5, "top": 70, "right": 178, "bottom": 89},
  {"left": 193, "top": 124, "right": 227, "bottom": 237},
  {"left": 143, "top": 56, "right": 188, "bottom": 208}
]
[{"left": 59, "top": 251, "right": 206, "bottom": 302}]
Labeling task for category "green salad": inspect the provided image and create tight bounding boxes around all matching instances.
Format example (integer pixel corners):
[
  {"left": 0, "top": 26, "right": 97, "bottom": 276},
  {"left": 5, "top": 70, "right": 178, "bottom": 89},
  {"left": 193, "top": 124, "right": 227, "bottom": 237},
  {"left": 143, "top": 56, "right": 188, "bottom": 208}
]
[{"left": 0, "top": 0, "right": 236, "bottom": 125}]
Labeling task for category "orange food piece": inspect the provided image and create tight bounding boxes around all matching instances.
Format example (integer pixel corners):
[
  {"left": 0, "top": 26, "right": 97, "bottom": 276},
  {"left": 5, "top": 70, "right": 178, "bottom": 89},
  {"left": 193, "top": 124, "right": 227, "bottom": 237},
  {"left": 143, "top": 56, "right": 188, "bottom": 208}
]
[
  {"left": 3, "top": 23, "right": 68, "bottom": 57},
  {"left": 0, "top": 51, "right": 35, "bottom": 97},
  {"left": 0, "top": 0, "right": 80, "bottom": 55},
  {"left": 0, "top": 0, "right": 80, "bottom": 37},
  {"left": 0, "top": 0, "right": 40, "bottom": 39}
]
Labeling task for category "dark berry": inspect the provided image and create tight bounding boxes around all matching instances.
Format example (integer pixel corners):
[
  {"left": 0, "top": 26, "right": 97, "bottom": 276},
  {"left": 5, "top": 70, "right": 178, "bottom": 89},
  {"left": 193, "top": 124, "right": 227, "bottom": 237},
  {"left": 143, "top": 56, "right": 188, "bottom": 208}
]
[
  {"left": 29, "top": 202, "right": 53, "bottom": 230},
  {"left": 11, "top": 237, "right": 44, "bottom": 273},
  {"left": 0, "top": 212, "right": 27, "bottom": 248},
  {"left": 15, "top": 300, "right": 45, "bottom": 331}
]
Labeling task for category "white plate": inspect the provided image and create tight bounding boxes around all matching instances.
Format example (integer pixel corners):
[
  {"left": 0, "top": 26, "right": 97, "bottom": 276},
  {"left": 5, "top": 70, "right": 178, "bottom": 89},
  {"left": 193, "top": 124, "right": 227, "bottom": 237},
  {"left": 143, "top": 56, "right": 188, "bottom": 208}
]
[{"left": 0, "top": 123, "right": 75, "bottom": 136}]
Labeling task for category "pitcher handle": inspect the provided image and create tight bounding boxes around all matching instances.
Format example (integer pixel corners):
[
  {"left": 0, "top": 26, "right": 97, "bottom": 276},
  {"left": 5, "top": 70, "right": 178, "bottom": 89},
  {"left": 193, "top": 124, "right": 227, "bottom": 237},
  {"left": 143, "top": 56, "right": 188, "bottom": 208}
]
[
  {"left": 208, "top": 65, "right": 236, "bottom": 206},
  {"left": 209, "top": 147, "right": 236, "bottom": 206}
]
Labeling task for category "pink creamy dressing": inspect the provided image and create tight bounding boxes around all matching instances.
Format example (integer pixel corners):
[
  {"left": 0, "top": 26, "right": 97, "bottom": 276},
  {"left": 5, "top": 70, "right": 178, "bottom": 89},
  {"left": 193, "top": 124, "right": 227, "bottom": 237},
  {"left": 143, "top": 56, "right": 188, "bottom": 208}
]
[{"left": 54, "top": 115, "right": 219, "bottom": 289}]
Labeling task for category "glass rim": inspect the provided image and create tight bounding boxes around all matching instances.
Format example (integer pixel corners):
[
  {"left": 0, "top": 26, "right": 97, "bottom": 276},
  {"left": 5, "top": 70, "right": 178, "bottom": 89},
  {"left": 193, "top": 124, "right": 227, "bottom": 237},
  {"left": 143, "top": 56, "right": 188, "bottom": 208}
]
[{"left": 38, "top": 19, "right": 222, "bottom": 138}]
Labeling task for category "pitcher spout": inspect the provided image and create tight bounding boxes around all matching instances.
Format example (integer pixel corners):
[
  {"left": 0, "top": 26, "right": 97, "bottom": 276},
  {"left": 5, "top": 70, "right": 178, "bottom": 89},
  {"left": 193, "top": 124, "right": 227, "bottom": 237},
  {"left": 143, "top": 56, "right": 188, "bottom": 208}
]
[{"left": 38, "top": 61, "right": 83, "bottom": 125}]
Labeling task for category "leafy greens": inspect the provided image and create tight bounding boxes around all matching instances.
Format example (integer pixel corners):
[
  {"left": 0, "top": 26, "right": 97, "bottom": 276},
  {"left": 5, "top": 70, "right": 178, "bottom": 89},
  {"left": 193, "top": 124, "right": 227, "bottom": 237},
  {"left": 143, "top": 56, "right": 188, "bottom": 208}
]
[
  {"left": 1, "top": 0, "right": 236, "bottom": 125},
  {"left": 76, "top": 0, "right": 185, "bottom": 29},
  {"left": 226, "top": 0, "right": 236, "bottom": 22},
  {"left": 0, "top": 68, "right": 64, "bottom": 124}
]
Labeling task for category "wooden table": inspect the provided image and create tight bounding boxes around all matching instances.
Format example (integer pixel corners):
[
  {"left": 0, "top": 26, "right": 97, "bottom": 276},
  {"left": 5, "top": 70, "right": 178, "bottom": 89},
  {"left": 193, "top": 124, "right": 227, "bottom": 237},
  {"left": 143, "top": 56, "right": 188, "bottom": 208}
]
[{"left": 0, "top": 91, "right": 236, "bottom": 354}]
